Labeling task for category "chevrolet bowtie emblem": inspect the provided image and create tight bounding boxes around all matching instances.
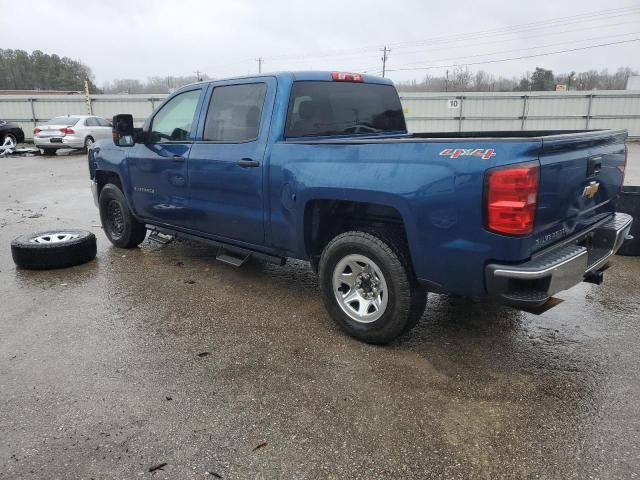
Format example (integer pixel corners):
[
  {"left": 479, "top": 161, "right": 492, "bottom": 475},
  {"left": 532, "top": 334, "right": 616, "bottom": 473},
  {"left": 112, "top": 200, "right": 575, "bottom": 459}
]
[{"left": 582, "top": 181, "right": 600, "bottom": 199}]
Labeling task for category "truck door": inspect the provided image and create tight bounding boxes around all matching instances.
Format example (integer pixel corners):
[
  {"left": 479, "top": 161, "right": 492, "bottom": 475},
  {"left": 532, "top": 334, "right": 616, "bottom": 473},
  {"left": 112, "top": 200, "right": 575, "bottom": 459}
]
[
  {"left": 127, "top": 87, "right": 204, "bottom": 226},
  {"left": 186, "top": 78, "right": 275, "bottom": 245}
]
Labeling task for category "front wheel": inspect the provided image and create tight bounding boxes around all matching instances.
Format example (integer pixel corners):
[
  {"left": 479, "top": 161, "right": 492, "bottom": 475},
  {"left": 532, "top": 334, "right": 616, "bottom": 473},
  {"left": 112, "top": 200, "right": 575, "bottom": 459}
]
[
  {"left": 98, "top": 184, "right": 147, "bottom": 248},
  {"left": 319, "top": 231, "right": 426, "bottom": 344}
]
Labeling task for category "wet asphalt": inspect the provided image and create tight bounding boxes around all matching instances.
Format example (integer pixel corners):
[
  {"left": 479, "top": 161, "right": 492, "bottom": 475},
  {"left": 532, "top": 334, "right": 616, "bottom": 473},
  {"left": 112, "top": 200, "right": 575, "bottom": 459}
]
[{"left": 1, "top": 150, "right": 639, "bottom": 480}]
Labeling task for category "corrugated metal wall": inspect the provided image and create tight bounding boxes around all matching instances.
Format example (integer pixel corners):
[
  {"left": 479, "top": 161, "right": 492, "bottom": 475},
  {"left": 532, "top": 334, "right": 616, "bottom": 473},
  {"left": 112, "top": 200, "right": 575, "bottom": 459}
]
[
  {"left": 399, "top": 90, "right": 640, "bottom": 137},
  {"left": 2, "top": 90, "right": 639, "bottom": 139},
  {"left": 0, "top": 94, "right": 165, "bottom": 139}
]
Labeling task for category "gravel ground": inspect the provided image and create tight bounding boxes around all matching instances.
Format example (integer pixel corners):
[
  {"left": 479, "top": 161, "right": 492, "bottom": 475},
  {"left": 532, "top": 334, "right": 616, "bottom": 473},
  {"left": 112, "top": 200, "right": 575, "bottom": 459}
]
[{"left": 1, "top": 150, "right": 639, "bottom": 479}]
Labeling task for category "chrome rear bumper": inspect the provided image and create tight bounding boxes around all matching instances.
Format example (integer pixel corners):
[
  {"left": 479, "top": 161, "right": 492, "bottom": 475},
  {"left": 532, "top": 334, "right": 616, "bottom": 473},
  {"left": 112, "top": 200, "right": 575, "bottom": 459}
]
[{"left": 486, "top": 213, "right": 633, "bottom": 307}]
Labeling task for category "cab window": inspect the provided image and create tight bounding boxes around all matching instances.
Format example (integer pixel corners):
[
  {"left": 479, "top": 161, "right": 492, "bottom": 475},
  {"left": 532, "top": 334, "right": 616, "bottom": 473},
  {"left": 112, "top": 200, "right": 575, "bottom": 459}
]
[{"left": 150, "top": 89, "right": 201, "bottom": 143}]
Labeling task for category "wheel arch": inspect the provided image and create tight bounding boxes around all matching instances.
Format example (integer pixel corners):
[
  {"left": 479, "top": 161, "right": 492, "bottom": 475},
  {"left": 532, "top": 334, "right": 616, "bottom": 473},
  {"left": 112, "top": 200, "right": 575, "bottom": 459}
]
[
  {"left": 302, "top": 197, "right": 416, "bottom": 273},
  {"left": 95, "top": 170, "right": 124, "bottom": 195}
]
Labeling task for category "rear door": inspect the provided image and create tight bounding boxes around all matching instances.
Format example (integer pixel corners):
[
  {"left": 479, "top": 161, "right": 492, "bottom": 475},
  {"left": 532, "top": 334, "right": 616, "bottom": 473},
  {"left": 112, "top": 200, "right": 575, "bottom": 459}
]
[
  {"left": 94, "top": 117, "right": 113, "bottom": 140},
  {"left": 84, "top": 116, "right": 99, "bottom": 139},
  {"left": 186, "top": 78, "right": 275, "bottom": 245},
  {"left": 534, "top": 130, "right": 626, "bottom": 250}
]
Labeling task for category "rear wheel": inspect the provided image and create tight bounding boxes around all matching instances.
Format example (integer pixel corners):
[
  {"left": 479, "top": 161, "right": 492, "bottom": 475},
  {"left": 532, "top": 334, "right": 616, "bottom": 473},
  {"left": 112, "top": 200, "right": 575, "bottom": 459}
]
[
  {"left": 84, "top": 136, "right": 95, "bottom": 152},
  {"left": 99, "top": 184, "right": 147, "bottom": 248},
  {"left": 319, "top": 230, "right": 427, "bottom": 344}
]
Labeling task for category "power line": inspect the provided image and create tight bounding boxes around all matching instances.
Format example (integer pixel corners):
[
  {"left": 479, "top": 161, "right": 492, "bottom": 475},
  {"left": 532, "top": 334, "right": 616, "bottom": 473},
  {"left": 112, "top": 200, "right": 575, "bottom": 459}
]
[
  {"left": 362, "top": 30, "right": 640, "bottom": 72},
  {"left": 365, "top": 19, "right": 640, "bottom": 63},
  {"left": 383, "top": 38, "right": 640, "bottom": 73},
  {"left": 272, "top": 20, "right": 640, "bottom": 73},
  {"left": 255, "top": 6, "right": 640, "bottom": 65},
  {"left": 383, "top": 6, "right": 640, "bottom": 51},
  {"left": 203, "top": 5, "right": 640, "bottom": 73}
]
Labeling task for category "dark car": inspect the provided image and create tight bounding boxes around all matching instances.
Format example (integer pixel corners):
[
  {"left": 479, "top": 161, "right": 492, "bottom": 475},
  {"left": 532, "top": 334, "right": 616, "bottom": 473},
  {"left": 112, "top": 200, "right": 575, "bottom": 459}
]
[{"left": 1, "top": 120, "right": 25, "bottom": 149}]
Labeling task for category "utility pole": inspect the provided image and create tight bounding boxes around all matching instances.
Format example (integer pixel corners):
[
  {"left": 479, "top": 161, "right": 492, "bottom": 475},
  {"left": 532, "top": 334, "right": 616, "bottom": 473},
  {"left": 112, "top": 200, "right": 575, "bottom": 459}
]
[
  {"left": 256, "top": 57, "right": 263, "bottom": 74},
  {"left": 194, "top": 70, "right": 203, "bottom": 82},
  {"left": 84, "top": 80, "right": 92, "bottom": 114},
  {"left": 445, "top": 70, "right": 449, "bottom": 92},
  {"left": 380, "top": 46, "right": 390, "bottom": 77}
]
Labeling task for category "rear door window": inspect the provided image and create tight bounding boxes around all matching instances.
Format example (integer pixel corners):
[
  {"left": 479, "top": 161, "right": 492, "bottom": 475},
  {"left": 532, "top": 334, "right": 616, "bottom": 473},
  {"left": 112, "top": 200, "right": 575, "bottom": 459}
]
[
  {"left": 285, "top": 81, "right": 406, "bottom": 137},
  {"left": 203, "top": 83, "right": 267, "bottom": 142}
]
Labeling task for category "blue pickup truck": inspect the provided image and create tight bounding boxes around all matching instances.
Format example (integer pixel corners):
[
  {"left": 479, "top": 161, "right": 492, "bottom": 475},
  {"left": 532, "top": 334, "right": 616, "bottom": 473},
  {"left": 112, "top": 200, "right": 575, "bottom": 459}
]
[{"left": 89, "top": 71, "right": 632, "bottom": 344}]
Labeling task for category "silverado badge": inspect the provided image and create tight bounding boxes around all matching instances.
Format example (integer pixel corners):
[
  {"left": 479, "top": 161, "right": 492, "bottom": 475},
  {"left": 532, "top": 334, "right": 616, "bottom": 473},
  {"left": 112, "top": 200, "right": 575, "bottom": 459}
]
[{"left": 582, "top": 181, "right": 600, "bottom": 199}]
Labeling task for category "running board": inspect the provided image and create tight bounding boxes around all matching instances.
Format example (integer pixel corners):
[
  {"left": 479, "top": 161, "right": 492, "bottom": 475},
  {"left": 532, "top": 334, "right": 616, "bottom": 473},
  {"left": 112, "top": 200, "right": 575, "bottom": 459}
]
[
  {"left": 145, "top": 225, "right": 285, "bottom": 266},
  {"left": 216, "top": 251, "right": 250, "bottom": 267},
  {"left": 148, "top": 231, "right": 175, "bottom": 244}
]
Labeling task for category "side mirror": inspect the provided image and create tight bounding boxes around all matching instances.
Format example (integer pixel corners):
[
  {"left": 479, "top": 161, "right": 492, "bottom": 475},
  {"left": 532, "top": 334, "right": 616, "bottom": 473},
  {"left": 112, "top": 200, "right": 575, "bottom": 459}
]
[{"left": 112, "top": 114, "right": 134, "bottom": 147}]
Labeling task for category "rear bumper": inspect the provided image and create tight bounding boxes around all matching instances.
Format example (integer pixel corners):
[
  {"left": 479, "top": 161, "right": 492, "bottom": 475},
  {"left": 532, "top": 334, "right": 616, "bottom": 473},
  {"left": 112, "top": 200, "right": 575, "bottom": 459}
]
[
  {"left": 486, "top": 212, "right": 633, "bottom": 307},
  {"left": 34, "top": 136, "right": 84, "bottom": 149}
]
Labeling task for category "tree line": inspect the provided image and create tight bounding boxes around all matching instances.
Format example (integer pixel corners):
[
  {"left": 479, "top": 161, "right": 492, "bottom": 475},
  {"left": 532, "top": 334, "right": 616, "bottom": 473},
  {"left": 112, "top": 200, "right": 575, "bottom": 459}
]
[
  {"left": 397, "top": 66, "right": 637, "bottom": 92},
  {"left": 0, "top": 49, "right": 99, "bottom": 92},
  {"left": 101, "top": 75, "right": 212, "bottom": 94},
  {"left": 0, "top": 48, "right": 636, "bottom": 94}
]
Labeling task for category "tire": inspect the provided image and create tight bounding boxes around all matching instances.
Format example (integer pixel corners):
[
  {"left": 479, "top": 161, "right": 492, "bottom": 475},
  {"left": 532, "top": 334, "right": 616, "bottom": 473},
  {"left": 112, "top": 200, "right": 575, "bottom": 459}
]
[
  {"left": 83, "top": 136, "right": 95, "bottom": 153},
  {"left": 319, "top": 230, "right": 427, "bottom": 344},
  {"left": 11, "top": 230, "right": 97, "bottom": 270},
  {"left": 2, "top": 133, "right": 17, "bottom": 149},
  {"left": 99, "top": 183, "right": 147, "bottom": 248},
  {"left": 41, "top": 148, "right": 56, "bottom": 156}
]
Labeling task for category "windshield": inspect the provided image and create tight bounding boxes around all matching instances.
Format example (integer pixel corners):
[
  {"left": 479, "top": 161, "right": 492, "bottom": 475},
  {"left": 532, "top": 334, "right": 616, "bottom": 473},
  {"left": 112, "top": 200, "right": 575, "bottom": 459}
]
[
  {"left": 46, "top": 117, "right": 80, "bottom": 126},
  {"left": 285, "top": 81, "right": 406, "bottom": 138}
]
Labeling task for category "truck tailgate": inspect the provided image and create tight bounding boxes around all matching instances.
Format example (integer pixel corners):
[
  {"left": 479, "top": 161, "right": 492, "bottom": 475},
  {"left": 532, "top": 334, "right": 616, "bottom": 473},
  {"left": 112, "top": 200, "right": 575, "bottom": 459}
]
[{"left": 533, "top": 130, "right": 627, "bottom": 251}]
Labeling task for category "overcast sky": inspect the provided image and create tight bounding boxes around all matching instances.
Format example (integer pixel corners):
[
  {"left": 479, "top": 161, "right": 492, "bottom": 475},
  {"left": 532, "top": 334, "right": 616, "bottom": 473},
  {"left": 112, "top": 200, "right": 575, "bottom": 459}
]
[{"left": 2, "top": 0, "right": 639, "bottom": 85}]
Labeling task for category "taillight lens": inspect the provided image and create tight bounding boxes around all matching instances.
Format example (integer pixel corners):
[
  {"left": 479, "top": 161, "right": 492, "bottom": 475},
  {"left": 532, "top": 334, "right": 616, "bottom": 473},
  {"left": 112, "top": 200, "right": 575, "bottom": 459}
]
[
  {"left": 59, "top": 127, "right": 74, "bottom": 134},
  {"left": 33, "top": 127, "right": 41, "bottom": 135},
  {"left": 331, "top": 71, "right": 363, "bottom": 82},
  {"left": 484, "top": 162, "right": 539, "bottom": 235}
]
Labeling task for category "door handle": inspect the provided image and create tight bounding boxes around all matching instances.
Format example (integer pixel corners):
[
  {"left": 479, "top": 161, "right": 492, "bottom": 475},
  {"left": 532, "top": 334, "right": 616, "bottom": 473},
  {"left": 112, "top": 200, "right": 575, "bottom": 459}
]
[
  {"left": 171, "top": 155, "right": 186, "bottom": 162},
  {"left": 237, "top": 158, "right": 260, "bottom": 168}
]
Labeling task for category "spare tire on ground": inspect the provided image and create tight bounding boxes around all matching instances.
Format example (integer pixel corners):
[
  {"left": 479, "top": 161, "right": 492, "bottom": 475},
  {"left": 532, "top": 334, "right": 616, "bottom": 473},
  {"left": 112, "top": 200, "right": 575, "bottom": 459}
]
[{"left": 11, "top": 229, "right": 97, "bottom": 270}]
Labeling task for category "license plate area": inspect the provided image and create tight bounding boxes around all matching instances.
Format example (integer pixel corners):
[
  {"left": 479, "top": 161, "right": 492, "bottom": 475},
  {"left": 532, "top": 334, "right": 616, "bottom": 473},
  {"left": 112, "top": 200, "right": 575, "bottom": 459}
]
[
  {"left": 577, "top": 229, "right": 614, "bottom": 269},
  {"left": 49, "top": 137, "right": 63, "bottom": 143}
]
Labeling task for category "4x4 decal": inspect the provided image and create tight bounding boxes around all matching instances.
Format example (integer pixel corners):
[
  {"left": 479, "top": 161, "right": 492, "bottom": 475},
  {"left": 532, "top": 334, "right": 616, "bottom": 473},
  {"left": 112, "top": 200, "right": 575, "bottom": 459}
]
[{"left": 439, "top": 148, "right": 496, "bottom": 160}]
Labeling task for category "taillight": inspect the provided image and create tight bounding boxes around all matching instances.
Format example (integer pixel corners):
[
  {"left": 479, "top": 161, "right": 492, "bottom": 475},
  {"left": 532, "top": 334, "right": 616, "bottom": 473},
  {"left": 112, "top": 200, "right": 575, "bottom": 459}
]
[
  {"left": 33, "top": 127, "right": 41, "bottom": 135},
  {"left": 484, "top": 161, "right": 539, "bottom": 236},
  {"left": 59, "top": 127, "right": 74, "bottom": 134},
  {"left": 331, "top": 71, "right": 363, "bottom": 82}
]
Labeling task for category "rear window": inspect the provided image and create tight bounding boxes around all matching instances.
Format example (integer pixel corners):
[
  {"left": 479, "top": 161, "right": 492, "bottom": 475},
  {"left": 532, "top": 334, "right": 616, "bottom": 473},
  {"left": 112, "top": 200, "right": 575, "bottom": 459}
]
[
  {"left": 46, "top": 117, "right": 79, "bottom": 126},
  {"left": 285, "top": 81, "right": 406, "bottom": 138}
]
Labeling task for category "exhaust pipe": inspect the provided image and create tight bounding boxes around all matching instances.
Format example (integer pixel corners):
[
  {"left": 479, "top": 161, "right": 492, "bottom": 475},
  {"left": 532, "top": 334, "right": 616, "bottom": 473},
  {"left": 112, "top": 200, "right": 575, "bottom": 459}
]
[{"left": 584, "top": 270, "right": 604, "bottom": 285}]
